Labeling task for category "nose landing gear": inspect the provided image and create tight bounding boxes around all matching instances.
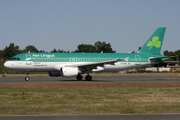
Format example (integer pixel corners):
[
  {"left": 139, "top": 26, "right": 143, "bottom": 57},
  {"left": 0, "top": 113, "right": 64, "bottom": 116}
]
[{"left": 25, "top": 71, "right": 29, "bottom": 81}]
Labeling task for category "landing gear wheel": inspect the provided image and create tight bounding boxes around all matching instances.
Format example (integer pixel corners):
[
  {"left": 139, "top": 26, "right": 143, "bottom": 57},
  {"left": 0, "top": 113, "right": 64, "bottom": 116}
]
[
  {"left": 25, "top": 71, "right": 30, "bottom": 81},
  {"left": 25, "top": 77, "right": 29, "bottom": 81},
  {"left": 76, "top": 74, "right": 83, "bottom": 80},
  {"left": 85, "top": 75, "right": 92, "bottom": 81}
]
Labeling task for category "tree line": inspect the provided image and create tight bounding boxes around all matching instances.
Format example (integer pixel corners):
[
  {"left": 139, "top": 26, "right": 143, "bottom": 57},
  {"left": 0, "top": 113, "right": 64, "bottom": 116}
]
[
  {"left": 0, "top": 41, "right": 115, "bottom": 61},
  {"left": 163, "top": 50, "right": 180, "bottom": 61}
]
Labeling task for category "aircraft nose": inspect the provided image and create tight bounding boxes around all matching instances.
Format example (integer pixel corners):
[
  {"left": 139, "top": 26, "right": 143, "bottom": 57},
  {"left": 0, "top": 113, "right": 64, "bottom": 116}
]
[{"left": 4, "top": 61, "right": 11, "bottom": 69}]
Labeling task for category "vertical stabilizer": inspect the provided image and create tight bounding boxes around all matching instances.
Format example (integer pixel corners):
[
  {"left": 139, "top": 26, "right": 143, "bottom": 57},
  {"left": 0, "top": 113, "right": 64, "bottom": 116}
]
[{"left": 137, "top": 27, "right": 166, "bottom": 54}]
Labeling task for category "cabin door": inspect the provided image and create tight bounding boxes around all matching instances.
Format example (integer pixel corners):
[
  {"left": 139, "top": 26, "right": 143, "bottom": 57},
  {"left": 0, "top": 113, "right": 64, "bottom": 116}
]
[
  {"left": 135, "top": 55, "right": 141, "bottom": 65},
  {"left": 26, "top": 54, "right": 32, "bottom": 65}
]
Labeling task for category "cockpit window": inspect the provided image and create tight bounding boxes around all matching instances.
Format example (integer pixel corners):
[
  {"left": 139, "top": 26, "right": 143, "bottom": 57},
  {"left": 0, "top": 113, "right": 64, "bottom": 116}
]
[{"left": 10, "top": 58, "right": 20, "bottom": 61}]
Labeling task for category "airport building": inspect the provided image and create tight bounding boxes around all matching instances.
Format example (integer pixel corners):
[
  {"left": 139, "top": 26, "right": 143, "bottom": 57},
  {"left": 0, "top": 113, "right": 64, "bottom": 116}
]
[{"left": 146, "top": 61, "right": 180, "bottom": 72}]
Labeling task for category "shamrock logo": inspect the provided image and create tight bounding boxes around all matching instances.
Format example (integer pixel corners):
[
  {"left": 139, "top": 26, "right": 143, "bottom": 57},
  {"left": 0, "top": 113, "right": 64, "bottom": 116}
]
[{"left": 147, "top": 36, "right": 161, "bottom": 49}]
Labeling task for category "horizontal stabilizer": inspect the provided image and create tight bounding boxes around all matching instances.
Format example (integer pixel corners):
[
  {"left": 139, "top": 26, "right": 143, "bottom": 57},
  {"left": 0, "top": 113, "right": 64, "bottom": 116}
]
[{"left": 149, "top": 57, "right": 169, "bottom": 60}]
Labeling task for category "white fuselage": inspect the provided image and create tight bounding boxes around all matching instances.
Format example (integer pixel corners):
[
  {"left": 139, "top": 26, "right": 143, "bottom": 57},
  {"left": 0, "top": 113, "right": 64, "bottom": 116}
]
[{"left": 4, "top": 60, "right": 151, "bottom": 72}]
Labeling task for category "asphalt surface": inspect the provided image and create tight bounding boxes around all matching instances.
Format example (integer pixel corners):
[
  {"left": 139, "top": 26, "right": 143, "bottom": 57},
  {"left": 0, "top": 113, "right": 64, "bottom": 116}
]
[{"left": 0, "top": 76, "right": 180, "bottom": 83}]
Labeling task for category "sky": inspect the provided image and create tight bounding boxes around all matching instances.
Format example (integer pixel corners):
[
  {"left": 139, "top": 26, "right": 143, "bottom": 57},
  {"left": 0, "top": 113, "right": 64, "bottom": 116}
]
[{"left": 0, "top": 0, "right": 180, "bottom": 54}]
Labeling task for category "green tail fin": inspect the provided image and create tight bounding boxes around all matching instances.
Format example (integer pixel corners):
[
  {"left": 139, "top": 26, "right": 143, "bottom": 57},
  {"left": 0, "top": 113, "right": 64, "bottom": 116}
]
[{"left": 137, "top": 27, "right": 166, "bottom": 54}]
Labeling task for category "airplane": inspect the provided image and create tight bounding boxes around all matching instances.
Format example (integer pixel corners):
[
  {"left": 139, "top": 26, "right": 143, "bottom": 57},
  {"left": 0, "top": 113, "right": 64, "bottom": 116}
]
[{"left": 4, "top": 27, "right": 168, "bottom": 81}]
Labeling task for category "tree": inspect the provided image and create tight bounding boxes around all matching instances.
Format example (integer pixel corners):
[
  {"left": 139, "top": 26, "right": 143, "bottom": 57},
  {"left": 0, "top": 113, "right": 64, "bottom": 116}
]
[
  {"left": 24, "top": 45, "right": 38, "bottom": 52},
  {"left": 174, "top": 50, "right": 180, "bottom": 61},
  {"left": 51, "top": 48, "right": 58, "bottom": 53},
  {"left": 163, "top": 50, "right": 175, "bottom": 56},
  {"left": 51, "top": 49, "right": 69, "bottom": 53},
  {"left": 74, "top": 44, "right": 96, "bottom": 53},
  {"left": 74, "top": 41, "right": 115, "bottom": 53},
  {"left": 94, "top": 41, "right": 115, "bottom": 53},
  {"left": 163, "top": 50, "right": 176, "bottom": 61},
  {"left": 57, "top": 49, "right": 69, "bottom": 53},
  {"left": 2, "top": 43, "right": 21, "bottom": 60},
  {"left": 0, "top": 50, "right": 2, "bottom": 61},
  {"left": 39, "top": 50, "right": 46, "bottom": 53}
]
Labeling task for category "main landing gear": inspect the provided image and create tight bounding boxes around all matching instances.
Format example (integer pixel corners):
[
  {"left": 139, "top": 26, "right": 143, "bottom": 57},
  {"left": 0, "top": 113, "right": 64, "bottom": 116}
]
[
  {"left": 25, "top": 71, "right": 29, "bottom": 81},
  {"left": 76, "top": 74, "right": 83, "bottom": 80},
  {"left": 85, "top": 75, "right": 92, "bottom": 81},
  {"left": 76, "top": 74, "right": 92, "bottom": 81}
]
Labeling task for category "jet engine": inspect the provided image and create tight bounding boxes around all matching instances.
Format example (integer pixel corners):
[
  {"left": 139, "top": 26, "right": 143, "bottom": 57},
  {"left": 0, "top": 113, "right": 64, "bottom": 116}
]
[
  {"left": 60, "top": 67, "right": 79, "bottom": 77},
  {"left": 48, "top": 71, "right": 61, "bottom": 77}
]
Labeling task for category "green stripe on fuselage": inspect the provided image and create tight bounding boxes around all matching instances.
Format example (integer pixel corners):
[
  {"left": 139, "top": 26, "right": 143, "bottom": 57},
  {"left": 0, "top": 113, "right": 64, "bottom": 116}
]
[{"left": 9, "top": 53, "right": 167, "bottom": 63}]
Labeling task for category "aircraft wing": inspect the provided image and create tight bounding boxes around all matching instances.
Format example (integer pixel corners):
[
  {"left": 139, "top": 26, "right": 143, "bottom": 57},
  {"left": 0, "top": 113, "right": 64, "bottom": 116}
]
[
  {"left": 79, "top": 59, "right": 123, "bottom": 66},
  {"left": 65, "top": 59, "right": 124, "bottom": 72}
]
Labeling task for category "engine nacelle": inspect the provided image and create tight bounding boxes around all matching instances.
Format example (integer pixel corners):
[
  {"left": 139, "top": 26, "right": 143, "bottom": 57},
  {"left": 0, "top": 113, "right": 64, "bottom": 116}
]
[
  {"left": 49, "top": 71, "right": 61, "bottom": 77},
  {"left": 60, "top": 67, "right": 79, "bottom": 77},
  {"left": 92, "top": 66, "right": 104, "bottom": 72}
]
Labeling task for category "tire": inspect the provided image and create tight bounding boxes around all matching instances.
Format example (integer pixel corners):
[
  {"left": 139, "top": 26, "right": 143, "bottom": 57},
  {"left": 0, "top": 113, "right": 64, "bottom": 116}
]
[
  {"left": 76, "top": 74, "right": 83, "bottom": 80},
  {"left": 25, "top": 77, "right": 29, "bottom": 81},
  {"left": 85, "top": 75, "right": 92, "bottom": 81}
]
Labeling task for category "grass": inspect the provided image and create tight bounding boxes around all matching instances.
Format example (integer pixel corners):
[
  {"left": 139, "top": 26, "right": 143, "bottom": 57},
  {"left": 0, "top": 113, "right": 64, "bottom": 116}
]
[{"left": 0, "top": 82, "right": 180, "bottom": 115}]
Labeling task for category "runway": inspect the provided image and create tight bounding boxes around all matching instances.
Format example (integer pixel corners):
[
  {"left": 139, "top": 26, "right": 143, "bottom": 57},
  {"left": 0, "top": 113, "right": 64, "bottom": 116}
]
[
  {"left": 1, "top": 114, "right": 180, "bottom": 120},
  {"left": 0, "top": 76, "right": 180, "bottom": 83}
]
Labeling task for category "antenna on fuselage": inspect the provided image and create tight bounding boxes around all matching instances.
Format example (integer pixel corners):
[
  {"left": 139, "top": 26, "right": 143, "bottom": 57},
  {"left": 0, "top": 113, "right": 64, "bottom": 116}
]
[
  {"left": 28, "top": 51, "right": 30, "bottom": 53},
  {"left": 101, "top": 51, "right": 103, "bottom": 53}
]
